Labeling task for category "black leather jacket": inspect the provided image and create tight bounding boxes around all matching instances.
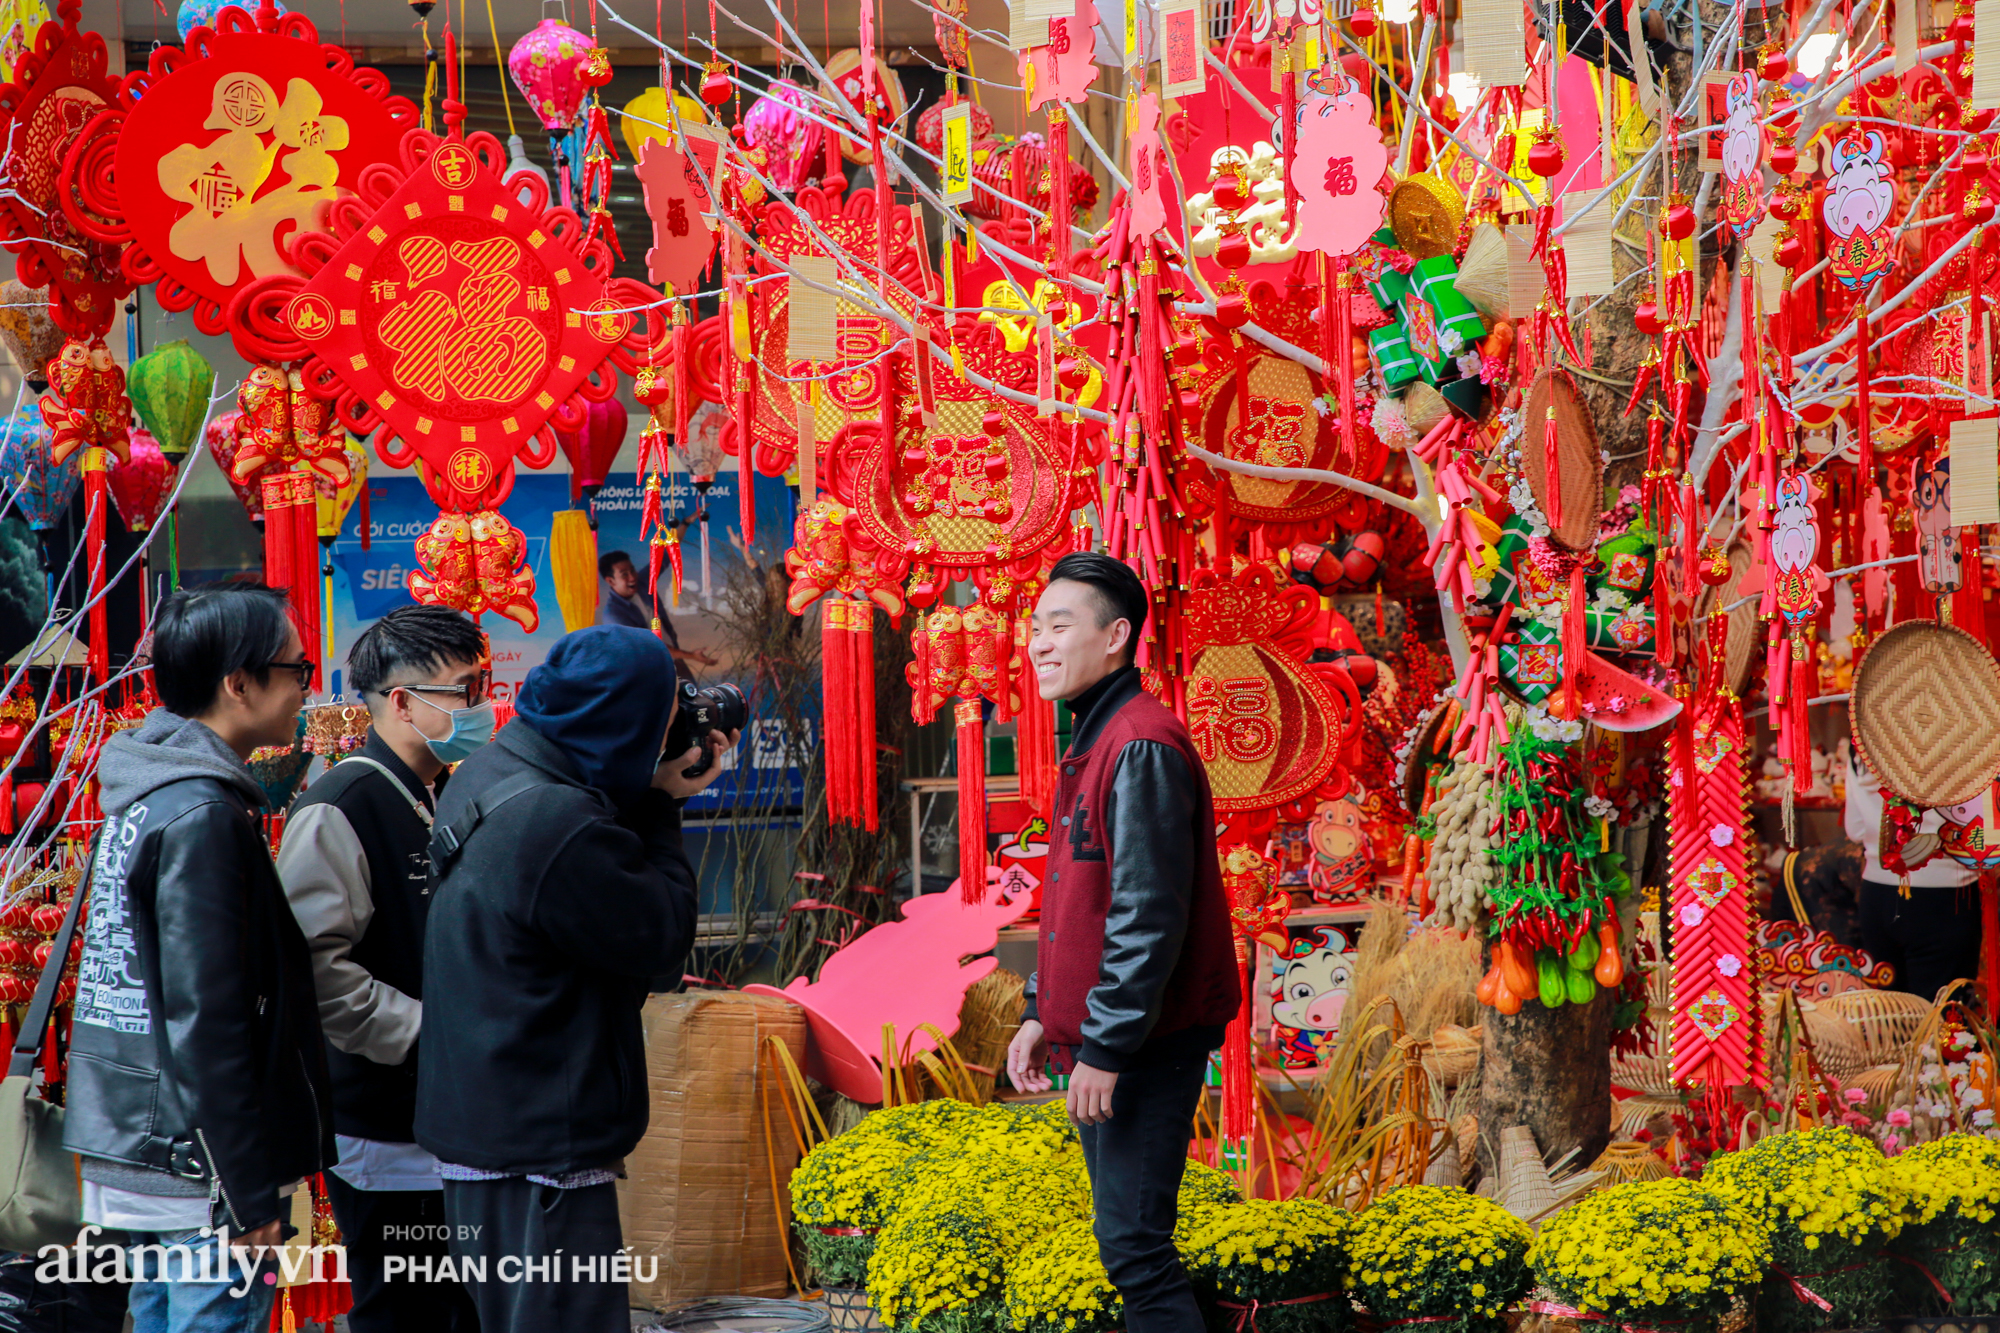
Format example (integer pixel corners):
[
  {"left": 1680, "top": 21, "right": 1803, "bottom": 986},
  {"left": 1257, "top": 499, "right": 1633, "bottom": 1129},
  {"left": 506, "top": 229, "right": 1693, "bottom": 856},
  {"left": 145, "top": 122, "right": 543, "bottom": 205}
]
[{"left": 65, "top": 712, "right": 334, "bottom": 1232}]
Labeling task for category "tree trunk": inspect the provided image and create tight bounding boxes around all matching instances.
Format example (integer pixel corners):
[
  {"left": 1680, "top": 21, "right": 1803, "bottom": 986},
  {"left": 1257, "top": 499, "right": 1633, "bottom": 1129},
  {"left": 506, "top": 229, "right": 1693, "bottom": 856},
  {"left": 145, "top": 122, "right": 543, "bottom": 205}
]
[{"left": 1476, "top": 986, "right": 1615, "bottom": 1183}]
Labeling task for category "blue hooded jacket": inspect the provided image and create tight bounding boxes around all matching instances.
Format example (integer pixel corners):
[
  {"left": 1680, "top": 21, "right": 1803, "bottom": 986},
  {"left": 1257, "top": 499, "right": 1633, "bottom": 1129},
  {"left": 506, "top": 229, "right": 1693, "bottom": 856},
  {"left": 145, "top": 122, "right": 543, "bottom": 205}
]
[{"left": 512, "top": 626, "right": 678, "bottom": 801}]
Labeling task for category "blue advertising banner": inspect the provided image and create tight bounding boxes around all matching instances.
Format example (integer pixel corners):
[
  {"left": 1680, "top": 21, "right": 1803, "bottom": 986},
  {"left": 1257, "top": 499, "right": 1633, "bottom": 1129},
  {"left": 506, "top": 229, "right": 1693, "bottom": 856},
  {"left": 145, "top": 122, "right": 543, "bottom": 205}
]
[{"left": 324, "top": 464, "right": 809, "bottom": 815}]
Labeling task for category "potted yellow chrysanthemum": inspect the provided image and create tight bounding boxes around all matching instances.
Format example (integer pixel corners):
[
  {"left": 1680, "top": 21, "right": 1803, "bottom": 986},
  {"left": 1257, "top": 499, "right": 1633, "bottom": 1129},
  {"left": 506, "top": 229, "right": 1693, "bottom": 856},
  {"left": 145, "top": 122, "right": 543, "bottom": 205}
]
[{"left": 1530, "top": 1178, "right": 1768, "bottom": 1333}]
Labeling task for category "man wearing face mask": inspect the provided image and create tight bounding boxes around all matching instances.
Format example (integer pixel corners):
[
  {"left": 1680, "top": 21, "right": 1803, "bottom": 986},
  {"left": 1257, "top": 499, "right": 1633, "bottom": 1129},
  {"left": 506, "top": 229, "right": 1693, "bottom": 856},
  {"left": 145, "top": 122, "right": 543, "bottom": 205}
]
[
  {"left": 277, "top": 605, "right": 491, "bottom": 1333},
  {"left": 417, "top": 625, "right": 730, "bottom": 1333}
]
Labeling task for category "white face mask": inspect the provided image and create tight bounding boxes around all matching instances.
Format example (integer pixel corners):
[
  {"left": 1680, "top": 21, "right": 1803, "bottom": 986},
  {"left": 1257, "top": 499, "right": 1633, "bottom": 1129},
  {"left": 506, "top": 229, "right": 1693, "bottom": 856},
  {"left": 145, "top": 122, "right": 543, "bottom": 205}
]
[{"left": 408, "top": 694, "right": 497, "bottom": 764}]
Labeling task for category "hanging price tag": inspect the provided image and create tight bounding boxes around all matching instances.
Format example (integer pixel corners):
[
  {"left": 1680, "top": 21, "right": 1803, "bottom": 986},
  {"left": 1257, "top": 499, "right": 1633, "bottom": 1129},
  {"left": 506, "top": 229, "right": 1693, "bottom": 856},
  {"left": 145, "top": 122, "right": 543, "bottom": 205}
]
[{"left": 942, "top": 103, "right": 974, "bottom": 203}]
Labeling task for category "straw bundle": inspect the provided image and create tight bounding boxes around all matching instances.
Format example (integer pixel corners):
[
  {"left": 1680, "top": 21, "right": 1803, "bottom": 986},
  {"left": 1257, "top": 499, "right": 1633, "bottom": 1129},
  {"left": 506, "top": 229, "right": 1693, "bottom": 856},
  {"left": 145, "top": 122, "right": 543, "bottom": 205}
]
[
  {"left": 1456, "top": 223, "right": 1510, "bottom": 319},
  {"left": 1343, "top": 902, "right": 1484, "bottom": 1063},
  {"left": 948, "top": 967, "right": 1026, "bottom": 1104}
]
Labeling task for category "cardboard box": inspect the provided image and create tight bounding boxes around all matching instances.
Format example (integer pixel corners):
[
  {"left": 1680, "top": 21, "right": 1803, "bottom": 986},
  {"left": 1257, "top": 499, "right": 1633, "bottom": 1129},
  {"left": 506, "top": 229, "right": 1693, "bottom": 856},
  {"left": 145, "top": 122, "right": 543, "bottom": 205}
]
[{"left": 618, "top": 991, "right": 809, "bottom": 1308}]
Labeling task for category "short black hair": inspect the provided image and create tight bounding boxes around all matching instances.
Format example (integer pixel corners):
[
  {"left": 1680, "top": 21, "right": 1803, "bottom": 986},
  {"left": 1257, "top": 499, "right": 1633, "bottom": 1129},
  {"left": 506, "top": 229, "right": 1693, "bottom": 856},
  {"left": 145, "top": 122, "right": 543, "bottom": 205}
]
[
  {"left": 149, "top": 582, "right": 293, "bottom": 717},
  {"left": 1048, "top": 552, "right": 1149, "bottom": 660},
  {"left": 599, "top": 550, "right": 634, "bottom": 579},
  {"left": 347, "top": 605, "right": 487, "bottom": 697}
]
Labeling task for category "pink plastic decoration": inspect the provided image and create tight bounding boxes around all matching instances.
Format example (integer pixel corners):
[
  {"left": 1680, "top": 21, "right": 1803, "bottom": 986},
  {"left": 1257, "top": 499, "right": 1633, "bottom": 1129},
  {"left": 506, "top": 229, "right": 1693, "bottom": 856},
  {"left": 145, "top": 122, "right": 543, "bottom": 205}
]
[
  {"left": 1290, "top": 66, "right": 1388, "bottom": 257},
  {"left": 106, "top": 428, "right": 173, "bottom": 533},
  {"left": 635, "top": 138, "right": 719, "bottom": 294},
  {"left": 1719, "top": 72, "right": 1764, "bottom": 240},
  {"left": 1128, "top": 90, "right": 1172, "bottom": 238},
  {"left": 507, "top": 18, "right": 593, "bottom": 132},
  {"left": 743, "top": 869, "right": 1032, "bottom": 1102},
  {"left": 1019, "top": 0, "right": 1100, "bottom": 110},
  {"left": 743, "top": 79, "right": 822, "bottom": 193}
]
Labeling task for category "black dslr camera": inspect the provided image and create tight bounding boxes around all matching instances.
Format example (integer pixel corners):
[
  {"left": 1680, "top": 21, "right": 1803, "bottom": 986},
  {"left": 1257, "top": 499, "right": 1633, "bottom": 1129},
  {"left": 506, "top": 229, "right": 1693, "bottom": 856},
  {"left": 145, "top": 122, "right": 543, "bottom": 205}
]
[{"left": 663, "top": 680, "right": 749, "bottom": 777}]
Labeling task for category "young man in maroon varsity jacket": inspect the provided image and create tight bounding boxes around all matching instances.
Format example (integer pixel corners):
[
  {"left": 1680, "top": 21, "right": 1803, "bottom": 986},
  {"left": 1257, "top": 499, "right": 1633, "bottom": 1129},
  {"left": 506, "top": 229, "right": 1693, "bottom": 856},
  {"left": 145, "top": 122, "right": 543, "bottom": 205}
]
[{"left": 1006, "top": 551, "right": 1240, "bottom": 1333}]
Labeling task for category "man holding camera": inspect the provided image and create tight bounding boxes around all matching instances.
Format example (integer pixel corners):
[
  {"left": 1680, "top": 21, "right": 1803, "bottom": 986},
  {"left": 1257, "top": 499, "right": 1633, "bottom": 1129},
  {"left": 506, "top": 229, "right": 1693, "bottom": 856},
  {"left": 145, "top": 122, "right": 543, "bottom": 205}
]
[{"left": 416, "top": 626, "right": 735, "bottom": 1333}]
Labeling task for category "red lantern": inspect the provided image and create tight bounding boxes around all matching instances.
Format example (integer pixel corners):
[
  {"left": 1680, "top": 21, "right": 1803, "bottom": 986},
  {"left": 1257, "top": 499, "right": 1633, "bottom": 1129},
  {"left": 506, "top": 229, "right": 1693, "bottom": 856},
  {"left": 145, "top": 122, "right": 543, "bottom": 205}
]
[
  {"left": 106, "top": 428, "right": 174, "bottom": 532},
  {"left": 558, "top": 397, "right": 629, "bottom": 502},
  {"left": 205, "top": 410, "right": 265, "bottom": 524},
  {"left": 1528, "top": 133, "right": 1564, "bottom": 178}
]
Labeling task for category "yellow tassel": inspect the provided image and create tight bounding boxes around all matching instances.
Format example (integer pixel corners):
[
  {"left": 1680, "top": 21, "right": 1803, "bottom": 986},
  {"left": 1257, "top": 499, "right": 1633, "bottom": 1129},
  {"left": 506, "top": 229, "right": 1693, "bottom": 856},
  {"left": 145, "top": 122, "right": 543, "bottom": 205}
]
[{"left": 281, "top": 1290, "right": 297, "bottom": 1333}]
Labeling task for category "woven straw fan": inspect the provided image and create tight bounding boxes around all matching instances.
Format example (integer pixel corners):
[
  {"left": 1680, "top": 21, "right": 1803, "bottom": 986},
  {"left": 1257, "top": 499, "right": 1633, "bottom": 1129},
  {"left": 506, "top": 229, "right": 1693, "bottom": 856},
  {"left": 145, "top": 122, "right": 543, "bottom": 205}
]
[
  {"left": 1691, "top": 540, "right": 1759, "bottom": 696},
  {"left": 1456, "top": 224, "right": 1510, "bottom": 320},
  {"left": 1851, "top": 620, "right": 2000, "bottom": 809},
  {"left": 1519, "top": 370, "right": 1602, "bottom": 552}
]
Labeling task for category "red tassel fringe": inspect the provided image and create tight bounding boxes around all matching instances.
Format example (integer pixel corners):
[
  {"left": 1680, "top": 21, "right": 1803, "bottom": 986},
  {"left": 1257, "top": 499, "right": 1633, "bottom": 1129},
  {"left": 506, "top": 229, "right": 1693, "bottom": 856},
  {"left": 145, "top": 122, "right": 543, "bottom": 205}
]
[
  {"left": 1220, "top": 942, "right": 1253, "bottom": 1141},
  {"left": 1561, "top": 566, "right": 1586, "bottom": 721},
  {"left": 1016, "top": 658, "right": 1057, "bottom": 817},
  {"left": 855, "top": 604, "right": 877, "bottom": 833},
  {"left": 956, "top": 699, "right": 987, "bottom": 901},
  {"left": 824, "top": 600, "right": 857, "bottom": 827}
]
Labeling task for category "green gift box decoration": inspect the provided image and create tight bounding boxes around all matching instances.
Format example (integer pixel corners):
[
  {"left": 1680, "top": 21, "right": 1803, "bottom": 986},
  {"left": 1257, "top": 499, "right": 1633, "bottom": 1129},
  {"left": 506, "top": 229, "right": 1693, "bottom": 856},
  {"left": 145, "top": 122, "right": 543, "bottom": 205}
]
[
  {"left": 1486, "top": 515, "right": 1568, "bottom": 614},
  {"left": 1370, "top": 324, "right": 1423, "bottom": 388},
  {"left": 1591, "top": 529, "right": 1658, "bottom": 600},
  {"left": 1587, "top": 605, "right": 1656, "bottom": 655},
  {"left": 1408, "top": 255, "right": 1487, "bottom": 356},
  {"left": 1499, "top": 617, "right": 1564, "bottom": 704}
]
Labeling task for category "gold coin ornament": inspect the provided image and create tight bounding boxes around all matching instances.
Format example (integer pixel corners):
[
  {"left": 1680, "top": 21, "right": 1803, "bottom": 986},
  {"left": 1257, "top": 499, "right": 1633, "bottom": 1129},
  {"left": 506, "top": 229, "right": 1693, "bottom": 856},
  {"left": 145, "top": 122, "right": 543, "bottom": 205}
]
[{"left": 1388, "top": 174, "right": 1467, "bottom": 260}]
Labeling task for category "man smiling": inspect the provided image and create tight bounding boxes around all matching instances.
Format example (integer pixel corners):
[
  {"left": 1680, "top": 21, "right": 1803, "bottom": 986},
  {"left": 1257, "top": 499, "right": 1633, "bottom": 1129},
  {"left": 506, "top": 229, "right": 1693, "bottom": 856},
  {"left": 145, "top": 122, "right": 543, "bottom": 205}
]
[{"left": 1005, "top": 551, "right": 1238, "bottom": 1333}]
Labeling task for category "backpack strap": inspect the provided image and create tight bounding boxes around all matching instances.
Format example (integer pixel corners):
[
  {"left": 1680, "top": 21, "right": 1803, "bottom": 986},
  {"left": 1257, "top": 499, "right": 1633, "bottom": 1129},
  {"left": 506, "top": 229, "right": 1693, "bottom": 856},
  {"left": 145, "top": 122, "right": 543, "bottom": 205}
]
[
  {"left": 9, "top": 879, "right": 87, "bottom": 1079},
  {"left": 426, "top": 771, "right": 548, "bottom": 891}
]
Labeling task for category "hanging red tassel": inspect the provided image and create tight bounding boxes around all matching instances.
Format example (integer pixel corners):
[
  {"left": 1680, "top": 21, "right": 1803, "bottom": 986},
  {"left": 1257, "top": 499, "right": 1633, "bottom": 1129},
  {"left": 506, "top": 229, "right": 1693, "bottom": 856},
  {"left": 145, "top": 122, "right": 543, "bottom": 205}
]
[
  {"left": 1015, "top": 644, "right": 1057, "bottom": 817},
  {"left": 956, "top": 698, "right": 988, "bottom": 900},
  {"left": 1982, "top": 871, "right": 2000, "bottom": 1021},
  {"left": 910, "top": 612, "right": 937, "bottom": 727},
  {"left": 261, "top": 471, "right": 297, "bottom": 629},
  {"left": 83, "top": 449, "right": 107, "bottom": 685},
  {"left": 1789, "top": 635, "right": 1814, "bottom": 798},
  {"left": 1561, "top": 566, "right": 1587, "bottom": 721},
  {"left": 1544, "top": 400, "right": 1564, "bottom": 534},
  {"left": 1220, "top": 940, "right": 1253, "bottom": 1144},
  {"left": 1048, "top": 106, "right": 1072, "bottom": 279},
  {"left": 292, "top": 473, "right": 321, "bottom": 690},
  {"left": 823, "top": 601, "right": 857, "bottom": 827},
  {"left": 854, "top": 603, "right": 878, "bottom": 833},
  {"left": 1855, "top": 312, "right": 1874, "bottom": 496}
]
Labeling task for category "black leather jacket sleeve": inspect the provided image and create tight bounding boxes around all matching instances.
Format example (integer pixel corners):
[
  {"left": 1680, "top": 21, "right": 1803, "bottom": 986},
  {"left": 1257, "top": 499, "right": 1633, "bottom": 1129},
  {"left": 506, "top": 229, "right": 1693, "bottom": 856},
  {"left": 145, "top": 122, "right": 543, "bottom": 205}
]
[
  {"left": 529, "top": 789, "right": 698, "bottom": 986},
  {"left": 153, "top": 801, "right": 300, "bottom": 1232},
  {"left": 1079, "top": 740, "right": 1197, "bottom": 1072}
]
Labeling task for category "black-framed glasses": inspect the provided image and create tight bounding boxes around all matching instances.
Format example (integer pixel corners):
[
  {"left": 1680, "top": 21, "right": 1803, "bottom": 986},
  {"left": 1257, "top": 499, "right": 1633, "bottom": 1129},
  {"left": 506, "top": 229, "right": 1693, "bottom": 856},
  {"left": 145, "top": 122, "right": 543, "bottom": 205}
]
[
  {"left": 260, "top": 659, "right": 315, "bottom": 689},
  {"left": 388, "top": 670, "right": 491, "bottom": 709}
]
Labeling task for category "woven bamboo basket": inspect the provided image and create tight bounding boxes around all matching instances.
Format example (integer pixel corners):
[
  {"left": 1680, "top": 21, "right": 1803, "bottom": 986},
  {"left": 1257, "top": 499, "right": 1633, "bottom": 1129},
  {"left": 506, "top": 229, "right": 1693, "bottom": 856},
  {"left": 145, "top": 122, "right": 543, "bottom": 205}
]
[
  {"left": 821, "top": 1287, "right": 887, "bottom": 1333},
  {"left": 1852, "top": 620, "right": 2000, "bottom": 808}
]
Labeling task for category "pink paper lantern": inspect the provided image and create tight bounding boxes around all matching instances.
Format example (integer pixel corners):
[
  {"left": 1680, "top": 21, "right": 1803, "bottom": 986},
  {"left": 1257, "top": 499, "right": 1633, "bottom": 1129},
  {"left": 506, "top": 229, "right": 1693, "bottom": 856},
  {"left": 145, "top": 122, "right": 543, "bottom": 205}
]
[
  {"left": 508, "top": 18, "right": 594, "bottom": 132},
  {"left": 106, "top": 428, "right": 174, "bottom": 533},
  {"left": 742, "top": 79, "right": 823, "bottom": 193}
]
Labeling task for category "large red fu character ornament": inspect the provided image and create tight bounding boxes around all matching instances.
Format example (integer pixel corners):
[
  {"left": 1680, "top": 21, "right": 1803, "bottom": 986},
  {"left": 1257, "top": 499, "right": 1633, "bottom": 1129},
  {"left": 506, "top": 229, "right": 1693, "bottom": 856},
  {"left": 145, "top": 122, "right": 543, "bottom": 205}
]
[{"left": 245, "top": 38, "right": 662, "bottom": 630}]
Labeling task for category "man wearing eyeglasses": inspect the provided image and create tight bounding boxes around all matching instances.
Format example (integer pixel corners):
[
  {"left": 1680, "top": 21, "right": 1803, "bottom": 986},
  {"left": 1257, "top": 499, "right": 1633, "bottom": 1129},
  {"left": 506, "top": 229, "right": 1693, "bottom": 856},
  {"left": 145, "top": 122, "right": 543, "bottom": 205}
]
[
  {"left": 67, "top": 583, "right": 332, "bottom": 1333},
  {"left": 276, "top": 605, "right": 492, "bottom": 1333}
]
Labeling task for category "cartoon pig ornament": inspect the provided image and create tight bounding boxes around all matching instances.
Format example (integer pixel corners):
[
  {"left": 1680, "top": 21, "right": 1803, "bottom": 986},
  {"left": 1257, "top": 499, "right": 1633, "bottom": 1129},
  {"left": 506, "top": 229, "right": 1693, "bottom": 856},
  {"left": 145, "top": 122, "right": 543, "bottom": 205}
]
[
  {"left": 1290, "top": 65, "right": 1388, "bottom": 258},
  {"left": 1269, "top": 926, "right": 1355, "bottom": 1068},
  {"left": 1823, "top": 131, "right": 1897, "bottom": 289},
  {"left": 1719, "top": 73, "right": 1765, "bottom": 240}
]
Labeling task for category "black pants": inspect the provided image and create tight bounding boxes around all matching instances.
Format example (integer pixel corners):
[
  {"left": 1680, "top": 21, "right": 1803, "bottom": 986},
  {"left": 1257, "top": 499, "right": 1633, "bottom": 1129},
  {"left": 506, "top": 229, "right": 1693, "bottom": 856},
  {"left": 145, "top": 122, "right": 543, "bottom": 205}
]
[
  {"left": 1859, "top": 878, "right": 1984, "bottom": 1004},
  {"left": 324, "top": 1176, "right": 480, "bottom": 1333},
  {"left": 442, "top": 1178, "right": 626, "bottom": 1333},
  {"left": 1077, "top": 1049, "right": 1210, "bottom": 1333}
]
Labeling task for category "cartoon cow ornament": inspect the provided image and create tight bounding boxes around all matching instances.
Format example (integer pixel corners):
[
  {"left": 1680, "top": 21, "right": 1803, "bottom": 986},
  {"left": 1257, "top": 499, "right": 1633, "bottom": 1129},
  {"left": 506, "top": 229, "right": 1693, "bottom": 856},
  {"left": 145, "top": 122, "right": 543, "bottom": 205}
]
[{"left": 1269, "top": 926, "right": 1356, "bottom": 1068}]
